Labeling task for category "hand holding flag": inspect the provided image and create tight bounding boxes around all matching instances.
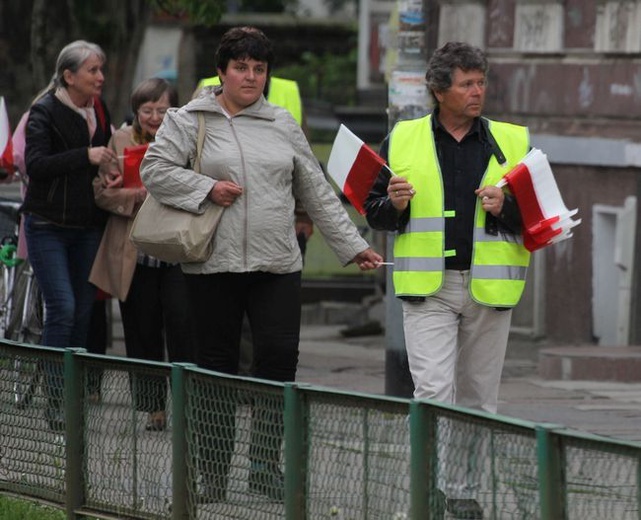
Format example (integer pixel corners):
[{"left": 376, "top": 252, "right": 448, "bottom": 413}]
[
  {"left": 327, "top": 124, "right": 391, "bottom": 214},
  {"left": 497, "top": 148, "right": 580, "bottom": 252}
]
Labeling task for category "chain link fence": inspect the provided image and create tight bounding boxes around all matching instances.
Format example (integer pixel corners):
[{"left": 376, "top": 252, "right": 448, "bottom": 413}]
[{"left": 0, "top": 340, "right": 640, "bottom": 519}]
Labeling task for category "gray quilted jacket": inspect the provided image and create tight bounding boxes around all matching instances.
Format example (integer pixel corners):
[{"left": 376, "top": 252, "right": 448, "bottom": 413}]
[{"left": 140, "top": 88, "right": 369, "bottom": 274}]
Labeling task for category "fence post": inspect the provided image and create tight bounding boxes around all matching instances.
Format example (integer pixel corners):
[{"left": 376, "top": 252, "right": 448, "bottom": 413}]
[
  {"left": 284, "top": 383, "right": 308, "bottom": 519},
  {"left": 537, "top": 423, "right": 565, "bottom": 519},
  {"left": 172, "top": 362, "right": 197, "bottom": 520},
  {"left": 64, "top": 347, "right": 86, "bottom": 520},
  {"left": 410, "top": 400, "right": 438, "bottom": 519}
]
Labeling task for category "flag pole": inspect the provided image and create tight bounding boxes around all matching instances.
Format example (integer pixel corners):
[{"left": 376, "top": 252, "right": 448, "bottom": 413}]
[{"left": 383, "top": 163, "right": 397, "bottom": 178}]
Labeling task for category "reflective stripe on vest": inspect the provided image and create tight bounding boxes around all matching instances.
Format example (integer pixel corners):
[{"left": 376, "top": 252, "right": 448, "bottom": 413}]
[
  {"left": 196, "top": 76, "right": 303, "bottom": 125},
  {"left": 389, "top": 115, "right": 531, "bottom": 306},
  {"left": 390, "top": 116, "right": 445, "bottom": 296}
]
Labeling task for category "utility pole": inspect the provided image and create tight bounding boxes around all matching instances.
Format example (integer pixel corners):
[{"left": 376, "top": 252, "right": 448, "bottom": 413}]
[{"left": 384, "top": 0, "right": 438, "bottom": 397}]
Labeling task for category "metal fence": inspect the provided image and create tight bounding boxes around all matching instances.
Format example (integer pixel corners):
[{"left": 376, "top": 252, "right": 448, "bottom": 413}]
[{"left": 1, "top": 339, "right": 640, "bottom": 519}]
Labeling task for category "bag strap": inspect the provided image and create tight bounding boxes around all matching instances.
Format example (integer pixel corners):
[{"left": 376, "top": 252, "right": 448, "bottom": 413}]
[{"left": 194, "top": 112, "right": 205, "bottom": 173}]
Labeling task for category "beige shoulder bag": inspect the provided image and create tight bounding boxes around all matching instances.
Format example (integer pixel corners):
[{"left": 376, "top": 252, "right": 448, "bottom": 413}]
[{"left": 129, "top": 112, "right": 224, "bottom": 263}]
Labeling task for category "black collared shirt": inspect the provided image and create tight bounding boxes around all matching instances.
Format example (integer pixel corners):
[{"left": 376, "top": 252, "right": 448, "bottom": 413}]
[
  {"left": 367, "top": 111, "right": 495, "bottom": 270},
  {"left": 433, "top": 114, "right": 493, "bottom": 269}
]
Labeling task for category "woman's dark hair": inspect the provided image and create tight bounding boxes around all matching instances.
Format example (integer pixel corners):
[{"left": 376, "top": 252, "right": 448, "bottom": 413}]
[
  {"left": 131, "top": 77, "right": 178, "bottom": 114},
  {"left": 425, "top": 42, "right": 488, "bottom": 106},
  {"left": 214, "top": 26, "right": 274, "bottom": 76},
  {"left": 131, "top": 77, "right": 178, "bottom": 136}
]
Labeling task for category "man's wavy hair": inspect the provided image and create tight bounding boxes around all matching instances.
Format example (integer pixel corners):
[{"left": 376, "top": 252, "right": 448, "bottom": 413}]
[{"left": 425, "top": 42, "right": 488, "bottom": 106}]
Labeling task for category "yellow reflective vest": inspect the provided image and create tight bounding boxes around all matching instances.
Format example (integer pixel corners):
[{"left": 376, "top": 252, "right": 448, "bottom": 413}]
[
  {"left": 390, "top": 114, "right": 531, "bottom": 307},
  {"left": 196, "top": 76, "right": 303, "bottom": 126}
]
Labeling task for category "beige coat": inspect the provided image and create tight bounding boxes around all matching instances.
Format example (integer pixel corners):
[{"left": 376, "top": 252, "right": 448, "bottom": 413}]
[{"left": 89, "top": 126, "right": 146, "bottom": 301}]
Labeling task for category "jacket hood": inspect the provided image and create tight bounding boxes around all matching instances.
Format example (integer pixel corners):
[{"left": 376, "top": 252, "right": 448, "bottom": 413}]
[{"left": 184, "top": 86, "right": 276, "bottom": 122}]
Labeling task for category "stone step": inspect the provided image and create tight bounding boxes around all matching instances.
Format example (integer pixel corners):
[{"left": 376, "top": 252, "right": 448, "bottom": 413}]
[{"left": 539, "top": 346, "right": 641, "bottom": 381}]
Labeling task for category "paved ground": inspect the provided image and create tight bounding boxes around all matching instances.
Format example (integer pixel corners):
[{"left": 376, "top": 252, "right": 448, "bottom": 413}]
[
  {"left": 295, "top": 325, "right": 641, "bottom": 443},
  {"left": 106, "top": 301, "right": 641, "bottom": 443}
]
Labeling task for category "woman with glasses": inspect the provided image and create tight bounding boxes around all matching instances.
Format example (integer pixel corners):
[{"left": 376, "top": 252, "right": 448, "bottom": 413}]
[{"left": 90, "top": 77, "right": 195, "bottom": 432}]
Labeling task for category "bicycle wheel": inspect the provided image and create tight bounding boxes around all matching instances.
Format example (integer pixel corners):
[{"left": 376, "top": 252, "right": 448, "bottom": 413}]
[
  {"left": 0, "top": 264, "right": 9, "bottom": 338},
  {"left": 13, "top": 357, "right": 41, "bottom": 409},
  {"left": 8, "top": 261, "right": 44, "bottom": 344}
]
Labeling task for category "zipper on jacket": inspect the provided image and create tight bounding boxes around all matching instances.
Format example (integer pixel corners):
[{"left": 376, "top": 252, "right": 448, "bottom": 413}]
[{"left": 227, "top": 118, "right": 250, "bottom": 269}]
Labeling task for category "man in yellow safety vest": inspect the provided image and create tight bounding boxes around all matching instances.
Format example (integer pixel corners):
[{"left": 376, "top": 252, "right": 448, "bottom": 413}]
[{"left": 365, "top": 41, "right": 531, "bottom": 520}]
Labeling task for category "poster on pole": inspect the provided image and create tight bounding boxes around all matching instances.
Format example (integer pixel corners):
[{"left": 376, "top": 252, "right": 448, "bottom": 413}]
[{"left": 388, "top": 70, "right": 431, "bottom": 125}]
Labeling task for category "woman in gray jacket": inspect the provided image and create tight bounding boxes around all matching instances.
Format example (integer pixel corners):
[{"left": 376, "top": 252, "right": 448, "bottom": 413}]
[{"left": 141, "top": 26, "right": 383, "bottom": 503}]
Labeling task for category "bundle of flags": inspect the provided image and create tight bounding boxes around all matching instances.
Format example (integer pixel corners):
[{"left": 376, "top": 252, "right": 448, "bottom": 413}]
[
  {"left": 0, "top": 97, "right": 13, "bottom": 174},
  {"left": 497, "top": 148, "right": 580, "bottom": 252},
  {"left": 326, "top": 124, "right": 389, "bottom": 214}
]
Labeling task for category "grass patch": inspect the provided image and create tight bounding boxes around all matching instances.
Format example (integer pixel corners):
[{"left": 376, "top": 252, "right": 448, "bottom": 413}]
[{"left": 0, "top": 496, "right": 65, "bottom": 519}]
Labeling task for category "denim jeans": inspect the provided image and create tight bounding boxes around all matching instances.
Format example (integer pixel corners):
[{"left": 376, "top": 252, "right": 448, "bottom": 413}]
[{"left": 24, "top": 214, "right": 102, "bottom": 406}]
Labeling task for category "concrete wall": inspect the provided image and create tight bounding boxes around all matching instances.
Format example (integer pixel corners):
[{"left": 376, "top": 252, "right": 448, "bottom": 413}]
[{"left": 446, "top": 0, "right": 641, "bottom": 344}]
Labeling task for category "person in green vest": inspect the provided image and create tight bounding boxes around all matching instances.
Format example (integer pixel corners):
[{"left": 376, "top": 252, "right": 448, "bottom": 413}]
[{"left": 365, "top": 42, "right": 531, "bottom": 520}]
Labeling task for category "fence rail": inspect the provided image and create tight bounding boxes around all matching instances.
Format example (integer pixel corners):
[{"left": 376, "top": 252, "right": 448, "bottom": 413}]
[{"left": 0, "top": 340, "right": 640, "bottom": 519}]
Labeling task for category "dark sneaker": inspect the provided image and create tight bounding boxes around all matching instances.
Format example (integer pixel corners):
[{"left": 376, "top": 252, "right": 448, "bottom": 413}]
[
  {"left": 446, "top": 498, "right": 484, "bottom": 519},
  {"left": 248, "top": 464, "right": 284, "bottom": 502}
]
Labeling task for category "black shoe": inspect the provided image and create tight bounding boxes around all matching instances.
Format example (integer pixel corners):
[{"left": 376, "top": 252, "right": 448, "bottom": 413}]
[
  {"left": 44, "top": 407, "right": 65, "bottom": 432},
  {"left": 446, "top": 498, "right": 484, "bottom": 519},
  {"left": 248, "top": 464, "right": 284, "bottom": 502}
]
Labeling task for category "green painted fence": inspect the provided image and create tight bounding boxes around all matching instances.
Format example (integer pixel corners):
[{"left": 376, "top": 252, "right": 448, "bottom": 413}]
[{"left": 1, "top": 341, "right": 640, "bottom": 519}]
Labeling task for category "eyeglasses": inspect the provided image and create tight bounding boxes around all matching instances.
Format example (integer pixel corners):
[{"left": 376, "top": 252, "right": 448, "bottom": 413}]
[{"left": 138, "top": 107, "right": 169, "bottom": 118}]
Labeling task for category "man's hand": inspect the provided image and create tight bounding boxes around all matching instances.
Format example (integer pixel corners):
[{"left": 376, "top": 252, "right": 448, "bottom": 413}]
[
  {"left": 387, "top": 175, "right": 415, "bottom": 212},
  {"left": 475, "top": 186, "right": 505, "bottom": 217},
  {"left": 295, "top": 221, "right": 313, "bottom": 240}
]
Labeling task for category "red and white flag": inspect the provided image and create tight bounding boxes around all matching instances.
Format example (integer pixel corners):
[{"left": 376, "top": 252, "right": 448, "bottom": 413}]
[
  {"left": 327, "top": 124, "right": 388, "bottom": 214},
  {"left": 122, "top": 144, "right": 148, "bottom": 188},
  {"left": 0, "top": 97, "right": 13, "bottom": 174},
  {"left": 497, "top": 148, "right": 580, "bottom": 251}
]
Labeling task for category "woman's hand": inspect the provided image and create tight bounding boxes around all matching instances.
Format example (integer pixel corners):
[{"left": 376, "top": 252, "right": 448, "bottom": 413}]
[
  {"left": 208, "top": 180, "right": 243, "bottom": 207},
  {"left": 475, "top": 186, "right": 505, "bottom": 217},
  {"left": 88, "top": 146, "right": 117, "bottom": 166},
  {"left": 351, "top": 248, "right": 384, "bottom": 271},
  {"left": 102, "top": 168, "right": 123, "bottom": 188},
  {"left": 387, "top": 176, "right": 415, "bottom": 211}
]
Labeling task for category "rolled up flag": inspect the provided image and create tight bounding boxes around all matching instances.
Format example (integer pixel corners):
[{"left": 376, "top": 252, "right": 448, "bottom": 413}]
[
  {"left": 497, "top": 148, "right": 580, "bottom": 252},
  {"left": 122, "top": 144, "right": 148, "bottom": 188},
  {"left": 0, "top": 97, "right": 13, "bottom": 174},
  {"left": 327, "top": 124, "right": 390, "bottom": 214}
]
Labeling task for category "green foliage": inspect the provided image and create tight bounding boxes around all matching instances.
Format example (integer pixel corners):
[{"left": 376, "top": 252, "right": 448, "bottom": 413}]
[
  {"left": 274, "top": 48, "right": 358, "bottom": 106},
  {"left": 149, "top": 0, "right": 226, "bottom": 26}
]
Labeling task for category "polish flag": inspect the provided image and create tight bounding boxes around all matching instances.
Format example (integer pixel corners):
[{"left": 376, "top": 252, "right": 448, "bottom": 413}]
[
  {"left": 0, "top": 97, "right": 13, "bottom": 174},
  {"left": 327, "top": 124, "right": 388, "bottom": 214},
  {"left": 122, "top": 144, "right": 148, "bottom": 188},
  {"left": 497, "top": 148, "right": 580, "bottom": 251}
]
